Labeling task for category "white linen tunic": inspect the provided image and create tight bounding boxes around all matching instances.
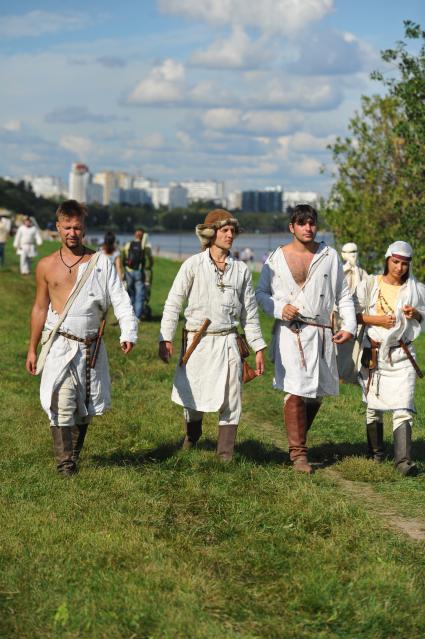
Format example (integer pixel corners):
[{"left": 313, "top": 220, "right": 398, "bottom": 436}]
[
  {"left": 256, "top": 242, "right": 357, "bottom": 398},
  {"left": 357, "top": 275, "right": 425, "bottom": 412},
  {"left": 40, "top": 253, "right": 138, "bottom": 422},
  {"left": 13, "top": 225, "right": 42, "bottom": 274},
  {"left": 159, "top": 251, "right": 266, "bottom": 413}
]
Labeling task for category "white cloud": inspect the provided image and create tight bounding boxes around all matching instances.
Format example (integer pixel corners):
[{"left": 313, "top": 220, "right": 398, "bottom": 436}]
[
  {"left": 158, "top": 0, "right": 333, "bottom": 35},
  {"left": 259, "top": 76, "right": 343, "bottom": 111},
  {"left": 289, "top": 29, "right": 377, "bottom": 75},
  {"left": 128, "top": 59, "right": 185, "bottom": 104},
  {"left": 291, "top": 156, "right": 322, "bottom": 176},
  {"left": 141, "top": 133, "right": 165, "bottom": 148},
  {"left": 0, "top": 11, "right": 90, "bottom": 38},
  {"left": 3, "top": 119, "right": 22, "bottom": 132},
  {"left": 202, "top": 109, "right": 304, "bottom": 135},
  {"left": 190, "top": 26, "right": 270, "bottom": 70},
  {"left": 176, "top": 131, "right": 194, "bottom": 147},
  {"left": 227, "top": 161, "right": 279, "bottom": 175},
  {"left": 277, "top": 132, "right": 336, "bottom": 156},
  {"left": 59, "top": 135, "right": 93, "bottom": 158}
]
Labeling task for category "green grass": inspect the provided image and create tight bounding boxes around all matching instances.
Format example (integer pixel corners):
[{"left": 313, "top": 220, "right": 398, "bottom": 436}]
[{"left": 1, "top": 240, "right": 425, "bottom": 638}]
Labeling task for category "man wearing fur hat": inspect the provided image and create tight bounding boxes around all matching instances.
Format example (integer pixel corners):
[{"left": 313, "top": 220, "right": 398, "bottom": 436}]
[
  {"left": 357, "top": 241, "right": 425, "bottom": 476},
  {"left": 336, "top": 242, "right": 368, "bottom": 382},
  {"left": 256, "top": 204, "right": 357, "bottom": 474},
  {"left": 158, "top": 209, "right": 266, "bottom": 461}
]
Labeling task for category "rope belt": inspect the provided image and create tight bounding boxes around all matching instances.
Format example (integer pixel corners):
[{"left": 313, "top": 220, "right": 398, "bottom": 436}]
[
  {"left": 58, "top": 330, "right": 98, "bottom": 408},
  {"left": 288, "top": 319, "right": 333, "bottom": 369},
  {"left": 186, "top": 326, "right": 238, "bottom": 336}
]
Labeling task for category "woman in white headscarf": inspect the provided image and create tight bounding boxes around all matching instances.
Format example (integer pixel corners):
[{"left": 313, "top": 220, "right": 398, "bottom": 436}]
[{"left": 357, "top": 241, "right": 425, "bottom": 476}]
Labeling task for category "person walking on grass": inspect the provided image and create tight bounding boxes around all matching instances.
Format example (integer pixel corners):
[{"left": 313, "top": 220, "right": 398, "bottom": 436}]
[
  {"left": 26, "top": 200, "right": 138, "bottom": 477},
  {"left": 256, "top": 204, "right": 356, "bottom": 474},
  {"left": 357, "top": 241, "right": 425, "bottom": 476},
  {"left": 158, "top": 209, "right": 266, "bottom": 462},
  {"left": 13, "top": 215, "right": 43, "bottom": 275}
]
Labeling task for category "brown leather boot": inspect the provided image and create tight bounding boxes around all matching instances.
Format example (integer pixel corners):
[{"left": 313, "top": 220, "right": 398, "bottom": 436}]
[
  {"left": 366, "top": 420, "right": 385, "bottom": 463},
  {"left": 306, "top": 400, "right": 321, "bottom": 432},
  {"left": 182, "top": 420, "right": 202, "bottom": 449},
  {"left": 50, "top": 426, "right": 77, "bottom": 476},
  {"left": 284, "top": 395, "right": 313, "bottom": 474},
  {"left": 217, "top": 425, "right": 238, "bottom": 462},
  {"left": 393, "top": 422, "right": 418, "bottom": 476},
  {"left": 71, "top": 424, "right": 88, "bottom": 462}
]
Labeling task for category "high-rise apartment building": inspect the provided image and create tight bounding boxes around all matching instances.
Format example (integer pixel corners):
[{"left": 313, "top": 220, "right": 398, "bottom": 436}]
[
  {"left": 177, "top": 180, "right": 225, "bottom": 204},
  {"left": 242, "top": 186, "right": 283, "bottom": 213},
  {"left": 26, "top": 175, "right": 67, "bottom": 199},
  {"left": 69, "top": 163, "right": 90, "bottom": 202},
  {"left": 283, "top": 191, "right": 318, "bottom": 211}
]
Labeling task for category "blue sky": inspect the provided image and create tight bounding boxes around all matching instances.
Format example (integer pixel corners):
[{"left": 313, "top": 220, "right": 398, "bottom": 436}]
[{"left": 0, "top": 0, "right": 423, "bottom": 196}]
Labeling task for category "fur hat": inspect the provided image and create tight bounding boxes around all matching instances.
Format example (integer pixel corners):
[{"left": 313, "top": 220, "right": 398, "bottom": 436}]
[{"left": 195, "top": 209, "right": 240, "bottom": 248}]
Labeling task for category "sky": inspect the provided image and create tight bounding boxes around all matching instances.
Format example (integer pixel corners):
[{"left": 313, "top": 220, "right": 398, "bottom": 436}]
[{"left": 0, "top": 0, "right": 423, "bottom": 196}]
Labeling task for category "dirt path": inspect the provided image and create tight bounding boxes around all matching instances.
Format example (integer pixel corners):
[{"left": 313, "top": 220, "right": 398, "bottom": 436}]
[
  {"left": 255, "top": 419, "right": 425, "bottom": 541},
  {"left": 323, "top": 469, "right": 425, "bottom": 541}
]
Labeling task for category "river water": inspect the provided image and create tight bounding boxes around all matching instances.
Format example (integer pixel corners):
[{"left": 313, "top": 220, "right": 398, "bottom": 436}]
[{"left": 88, "top": 231, "right": 334, "bottom": 262}]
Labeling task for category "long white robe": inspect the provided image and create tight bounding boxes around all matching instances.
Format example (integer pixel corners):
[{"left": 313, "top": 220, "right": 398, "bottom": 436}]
[
  {"left": 40, "top": 253, "right": 138, "bottom": 422},
  {"left": 13, "top": 225, "right": 42, "bottom": 273},
  {"left": 256, "top": 242, "right": 357, "bottom": 398},
  {"left": 159, "top": 250, "right": 266, "bottom": 412},
  {"left": 357, "top": 274, "right": 425, "bottom": 412}
]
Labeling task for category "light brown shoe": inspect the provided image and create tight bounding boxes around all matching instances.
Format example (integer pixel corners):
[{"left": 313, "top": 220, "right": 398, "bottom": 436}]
[{"left": 292, "top": 455, "right": 313, "bottom": 474}]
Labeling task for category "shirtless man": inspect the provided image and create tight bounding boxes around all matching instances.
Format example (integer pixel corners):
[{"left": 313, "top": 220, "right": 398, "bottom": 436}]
[
  {"left": 256, "top": 204, "right": 356, "bottom": 473},
  {"left": 26, "top": 200, "right": 138, "bottom": 476}
]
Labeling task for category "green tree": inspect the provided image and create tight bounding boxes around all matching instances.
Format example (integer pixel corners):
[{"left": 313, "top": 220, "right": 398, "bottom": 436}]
[{"left": 325, "top": 21, "right": 425, "bottom": 277}]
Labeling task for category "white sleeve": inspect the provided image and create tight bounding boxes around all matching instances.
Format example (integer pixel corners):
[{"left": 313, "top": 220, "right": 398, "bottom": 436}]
[
  {"left": 240, "top": 268, "right": 267, "bottom": 352},
  {"left": 255, "top": 261, "right": 287, "bottom": 320},
  {"left": 106, "top": 258, "right": 138, "bottom": 343},
  {"left": 159, "top": 260, "right": 195, "bottom": 342}
]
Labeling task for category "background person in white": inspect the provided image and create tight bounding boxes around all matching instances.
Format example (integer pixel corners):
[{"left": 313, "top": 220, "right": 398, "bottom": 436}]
[
  {"left": 256, "top": 205, "right": 356, "bottom": 473},
  {"left": 159, "top": 209, "right": 266, "bottom": 462},
  {"left": 13, "top": 215, "right": 42, "bottom": 275},
  {"left": 357, "top": 241, "right": 425, "bottom": 476},
  {"left": 336, "top": 242, "right": 369, "bottom": 383}
]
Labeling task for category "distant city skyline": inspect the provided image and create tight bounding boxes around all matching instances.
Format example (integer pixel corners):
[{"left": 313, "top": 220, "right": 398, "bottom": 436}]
[{"left": 0, "top": 1, "right": 423, "bottom": 196}]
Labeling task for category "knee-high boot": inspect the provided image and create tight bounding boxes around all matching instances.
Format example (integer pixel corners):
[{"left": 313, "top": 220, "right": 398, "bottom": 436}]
[
  {"left": 182, "top": 420, "right": 203, "bottom": 449},
  {"left": 71, "top": 424, "right": 88, "bottom": 462},
  {"left": 50, "top": 426, "right": 76, "bottom": 476},
  {"left": 366, "top": 420, "right": 385, "bottom": 463},
  {"left": 284, "top": 395, "right": 312, "bottom": 474},
  {"left": 393, "top": 422, "right": 417, "bottom": 476},
  {"left": 217, "top": 425, "right": 238, "bottom": 462},
  {"left": 306, "top": 400, "right": 321, "bottom": 432}
]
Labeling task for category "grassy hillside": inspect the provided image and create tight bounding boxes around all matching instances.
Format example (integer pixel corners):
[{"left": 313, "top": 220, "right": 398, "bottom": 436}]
[{"left": 1, "top": 240, "right": 425, "bottom": 638}]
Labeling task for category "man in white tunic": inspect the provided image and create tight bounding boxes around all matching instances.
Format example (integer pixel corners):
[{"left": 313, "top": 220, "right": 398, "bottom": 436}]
[
  {"left": 357, "top": 241, "right": 425, "bottom": 476},
  {"left": 13, "top": 216, "right": 43, "bottom": 275},
  {"left": 256, "top": 205, "right": 357, "bottom": 473},
  {"left": 336, "top": 242, "right": 368, "bottom": 382},
  {"left": 26, "top": 200, "right": 138, "bottom": 476},
  {"left": 159, "top": 209, "right": 266, "bottom": 461}
]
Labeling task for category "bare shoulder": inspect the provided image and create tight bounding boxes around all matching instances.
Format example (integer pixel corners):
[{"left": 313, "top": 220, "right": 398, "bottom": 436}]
[{"left": 36, "top": 252, "right": 57, "bottom": 275}]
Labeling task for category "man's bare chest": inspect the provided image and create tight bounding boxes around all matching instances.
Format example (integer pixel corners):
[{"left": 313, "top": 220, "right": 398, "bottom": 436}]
[{"left": 283, "top": 251, "right": 314, "bottom": 286}]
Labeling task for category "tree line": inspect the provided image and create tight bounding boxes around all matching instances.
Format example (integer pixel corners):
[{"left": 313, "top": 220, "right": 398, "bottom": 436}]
[{"left": 324, "top": 21, "right": 425, "bottom": 278}]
